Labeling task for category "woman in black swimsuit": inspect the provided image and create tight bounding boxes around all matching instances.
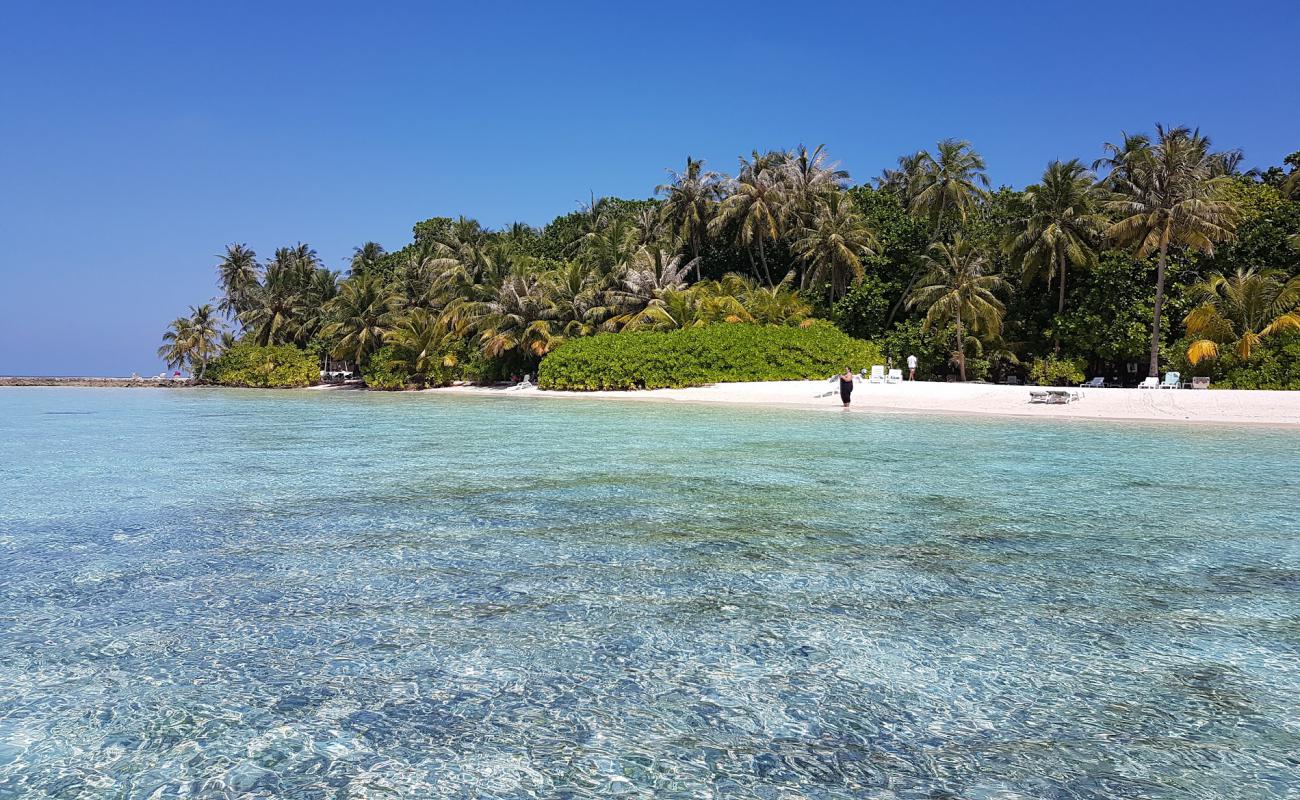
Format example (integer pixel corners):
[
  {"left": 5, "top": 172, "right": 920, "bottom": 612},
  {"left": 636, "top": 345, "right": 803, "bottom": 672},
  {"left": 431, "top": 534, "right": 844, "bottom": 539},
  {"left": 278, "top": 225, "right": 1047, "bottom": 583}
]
[{"left": 839, "top": 366, "right": 855, "bottom": 408}]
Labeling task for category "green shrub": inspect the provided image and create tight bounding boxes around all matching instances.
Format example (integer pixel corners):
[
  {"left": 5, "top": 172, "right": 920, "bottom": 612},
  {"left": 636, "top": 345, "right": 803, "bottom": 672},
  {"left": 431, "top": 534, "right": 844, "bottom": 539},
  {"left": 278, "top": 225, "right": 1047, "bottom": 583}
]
[
  {"left": 361, "top": 346, "right": 411, "bottom": 390},
  {"left": 205, "top": 342, "right": 318, "bottom": 388},
  {"left": 1214, "top": 334, "right": 1300, "bottom": 389},
  {"left": 538, "top": 321, "right": 882, "bottom": 390},
  {"left": 1028, "top": 355, "right": 1086, "bottom": 386}
]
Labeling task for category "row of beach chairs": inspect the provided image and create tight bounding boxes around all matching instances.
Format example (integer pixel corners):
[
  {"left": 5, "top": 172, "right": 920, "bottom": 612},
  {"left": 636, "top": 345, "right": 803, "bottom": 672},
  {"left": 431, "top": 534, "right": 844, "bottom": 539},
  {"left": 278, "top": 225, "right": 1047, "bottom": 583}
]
[
  {"left": 1079, "top": 373, "right": 1209, "bottom": 390},
  {"left": 865, "top": 365, "right": 902, "bottom": 384}
]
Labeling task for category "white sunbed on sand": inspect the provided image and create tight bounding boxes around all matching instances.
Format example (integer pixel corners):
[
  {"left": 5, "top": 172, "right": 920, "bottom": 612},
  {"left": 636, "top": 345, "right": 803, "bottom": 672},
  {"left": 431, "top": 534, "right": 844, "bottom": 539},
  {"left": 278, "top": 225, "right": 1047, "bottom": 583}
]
[
  {"left": 1160, "top": 372, "right": 1181, "bottom": 389},
  {"left": 868, "top": 365, "right": 886, "bottom": 384},
  {"left": 1137, "top": 377, "right": 1159, "bottom": 389},
  {"left": 887, "top": 368, "right": 903, "bottom": 384},
  {"left": 1029, "top": 389, "right": 1081, "bottom": 405}
]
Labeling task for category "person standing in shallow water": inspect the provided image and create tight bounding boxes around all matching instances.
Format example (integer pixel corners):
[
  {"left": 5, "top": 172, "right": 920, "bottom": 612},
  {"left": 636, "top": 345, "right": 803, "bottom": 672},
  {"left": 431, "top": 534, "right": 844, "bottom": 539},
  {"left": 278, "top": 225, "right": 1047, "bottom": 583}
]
[{"left": 839, "top": 366, "right": 855, "bottom": 408}]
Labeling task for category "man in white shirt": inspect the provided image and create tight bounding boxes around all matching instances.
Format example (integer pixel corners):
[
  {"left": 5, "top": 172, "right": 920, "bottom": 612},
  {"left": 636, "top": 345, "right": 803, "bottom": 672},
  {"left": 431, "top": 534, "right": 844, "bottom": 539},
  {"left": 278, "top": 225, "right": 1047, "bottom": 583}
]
[{"left": 907, "top": 353, "right": 918, "bottom": 381}]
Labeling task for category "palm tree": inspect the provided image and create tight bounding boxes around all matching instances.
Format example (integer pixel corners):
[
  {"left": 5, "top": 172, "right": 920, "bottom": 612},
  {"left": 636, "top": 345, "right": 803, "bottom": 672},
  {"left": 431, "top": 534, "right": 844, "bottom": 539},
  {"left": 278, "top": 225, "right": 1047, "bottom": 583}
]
[
  {"left": 733, "top": 271, "right": 812, "bottom": 326},
  {"left": 474, "top": 274, "right": 556, "bottom": 359},
  {"left": 1093, "top": 131, "right": 1151, "bottom": 187},
  {"left": 1105, "top": 125, "right": 1239, "bottom": 377},
  {"left": 874, "top": 151, "right": 927, "bottom": 201},
  {"left": 1184, "top": 268, "right": 1300, "bottom": 364},
  {"left": 294, "top": 267, "right": 340, "bottom": 346},
  {"left": 657, "top": 157, "right": 724, "bottom": 270},
  {"left": 157, "top": 304, "right": 223, "bottom": 378},
  {"left": 711, "top": 153, "right": 786, "bottom": 285},
  {"left": 322, "top": 274, "right": 402, "bottom": 364},
  {"left": 1004, "top": 160, "right": 1108, "bottom": 340},
  {"left": 157, "top": 316, "right": 193, "bottom": 373},
  {"left": 623, "top": 288, "right": 715, "bottom": 331},
  {"left": 793, "top": 193, "right": 879, "bottom": 301},
  {"left": 781, "top": 144, "right": 850, "bottom": 226},
  {"left": 540, "top": 260, "right": 610, "bottom": 338},
  {"left": 185, "top": 304, "right": 223, "bottom": 378},
  {"left": 349, "top": 242, "right": 386, "bottom": 276},
  {"left": 908, "top": 139, "right": 990, "bottom": 234},
  {"left": 215, "top": 244, "right": 260, "bottom": 318},
  {"left": 907, "top": 235, "right": 1006, "bottom": 381},
  {"left": 239, "top": 254, "right": 311, "bottom": 346},
  {"left": 386, "top": 308, "right": 464, "bottom": 384}
]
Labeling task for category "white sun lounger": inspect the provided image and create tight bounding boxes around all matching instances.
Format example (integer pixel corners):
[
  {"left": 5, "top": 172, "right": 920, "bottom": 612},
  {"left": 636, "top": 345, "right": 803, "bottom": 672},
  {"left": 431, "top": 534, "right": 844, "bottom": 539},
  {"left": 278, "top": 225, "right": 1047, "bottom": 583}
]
[
  {"left": 1137, "top": 376, "right": 1159, "bottom": 389},
  {"left": 887, "top": 368, "right": 903, "bottom": 384},
  {"left": 868, "top": 365, "right": 886, "bottom": 384}
]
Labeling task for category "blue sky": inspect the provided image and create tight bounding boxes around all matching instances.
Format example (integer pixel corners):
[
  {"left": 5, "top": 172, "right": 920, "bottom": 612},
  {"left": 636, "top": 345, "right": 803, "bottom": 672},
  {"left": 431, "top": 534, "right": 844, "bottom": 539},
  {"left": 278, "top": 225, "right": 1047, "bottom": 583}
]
[{"left": 2, "top": 1, "right": 1297, "bottom": 375}]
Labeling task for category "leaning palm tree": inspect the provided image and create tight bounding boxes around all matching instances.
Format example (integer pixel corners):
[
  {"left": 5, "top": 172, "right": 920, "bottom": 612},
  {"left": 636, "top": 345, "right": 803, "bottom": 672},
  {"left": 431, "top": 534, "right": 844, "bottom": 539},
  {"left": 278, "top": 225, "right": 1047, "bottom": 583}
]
[
  {"left": 908, "top": 139, "right": 990, "bottom": 234},
  {"left": 907, "top": 235, "right": 1006, "bottom": 381},
  {"left": 157, "top": 316, "right": 194, "bottom": 374},
  {"left": 793, "top": 193, "right": 879, "bottom": 301},
  {"left": 215, "top": 244, "right": 260, "bottom": 318},
  {"left": 157, "top": 305, "right": 223, "bottom": 378},
  {"left": 1184, "top": 268, "right": 1300, "bottom": 364},
  {"left": 656, "top": 157, "right": 724, "bottom": 269},
  {"left": 1105, "top": 125, "right": 1240, "bottom": 377},
  {"left": 322, "top": 273, "right": 402, "bottom": 365},
  {"left": 1004, "top": 160, "right": 1108, "bottom": 334},
  {"left": 711, "top": 154, "right": 786, "bottom": 285}
]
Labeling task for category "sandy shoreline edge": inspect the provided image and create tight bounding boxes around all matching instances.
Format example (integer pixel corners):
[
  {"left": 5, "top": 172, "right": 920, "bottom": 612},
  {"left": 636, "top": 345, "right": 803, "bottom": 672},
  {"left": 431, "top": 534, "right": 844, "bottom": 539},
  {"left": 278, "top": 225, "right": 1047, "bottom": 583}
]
[
  {"left": 8, "top": 376, "right": 1300, "bottom": 427},
  {"left": 420, "top": 380, "right": 1300, "bottom": 428}
]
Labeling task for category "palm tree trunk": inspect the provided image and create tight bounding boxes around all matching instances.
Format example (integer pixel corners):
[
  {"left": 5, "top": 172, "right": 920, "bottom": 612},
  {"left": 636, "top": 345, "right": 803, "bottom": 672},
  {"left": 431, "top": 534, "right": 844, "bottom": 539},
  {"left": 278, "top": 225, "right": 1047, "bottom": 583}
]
[
  {"left": 887, "top": 204, "right": 949, "bottom": 328},
  {"left": 885, "top": 258, "right": 922, "bottom": 328},
  {"left": 756, "top": 236, "right": 773, "bottom": 286},
  {"left": 956, "top": 316, "right": 966, "bottom": 381},
  {"left": 1054, "top": 250, "right": 1066, "bottom": 354},
  {"left": 691, "top": 226, "right": 703, "bottom": 281},
  {"left": 1148, "top": 242, "right": 1168, "bottom": 378}
]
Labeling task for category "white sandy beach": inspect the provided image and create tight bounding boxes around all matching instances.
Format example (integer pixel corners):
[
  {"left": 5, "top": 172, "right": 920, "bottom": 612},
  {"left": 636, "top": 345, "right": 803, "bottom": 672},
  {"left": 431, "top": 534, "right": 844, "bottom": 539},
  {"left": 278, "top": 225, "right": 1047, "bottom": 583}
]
[{"left": 426, "top": 380, "right": 1300, "bottom": 427}]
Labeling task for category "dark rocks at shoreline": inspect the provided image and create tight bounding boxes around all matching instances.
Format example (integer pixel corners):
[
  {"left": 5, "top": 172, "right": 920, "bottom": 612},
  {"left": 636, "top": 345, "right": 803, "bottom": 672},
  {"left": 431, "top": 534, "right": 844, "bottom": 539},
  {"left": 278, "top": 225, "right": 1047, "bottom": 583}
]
[{"left": 0, "top": 376, "right": 193, "bottom": 388}]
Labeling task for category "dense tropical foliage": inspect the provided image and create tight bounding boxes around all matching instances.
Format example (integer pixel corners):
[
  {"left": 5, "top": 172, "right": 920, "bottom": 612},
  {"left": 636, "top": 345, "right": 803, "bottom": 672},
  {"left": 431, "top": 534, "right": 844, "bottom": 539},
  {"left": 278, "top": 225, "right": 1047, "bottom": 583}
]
[{"left": 165, "top": 131, "right": 1300, "bottom": 389}]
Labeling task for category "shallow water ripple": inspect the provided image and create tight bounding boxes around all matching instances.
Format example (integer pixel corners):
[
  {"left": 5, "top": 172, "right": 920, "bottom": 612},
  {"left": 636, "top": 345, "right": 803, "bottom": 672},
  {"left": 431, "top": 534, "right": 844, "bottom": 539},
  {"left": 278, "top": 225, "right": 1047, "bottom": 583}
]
[{"left": 1, "top": 388, "right": 1299, "bottom": 798}]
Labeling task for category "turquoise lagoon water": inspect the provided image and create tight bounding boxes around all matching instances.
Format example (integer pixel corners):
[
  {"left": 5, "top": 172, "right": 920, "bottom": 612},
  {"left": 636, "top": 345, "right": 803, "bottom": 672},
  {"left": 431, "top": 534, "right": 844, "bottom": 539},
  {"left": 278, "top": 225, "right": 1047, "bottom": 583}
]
[{"left": 1, "top": 387, "right": 1298, "bottom": 799}]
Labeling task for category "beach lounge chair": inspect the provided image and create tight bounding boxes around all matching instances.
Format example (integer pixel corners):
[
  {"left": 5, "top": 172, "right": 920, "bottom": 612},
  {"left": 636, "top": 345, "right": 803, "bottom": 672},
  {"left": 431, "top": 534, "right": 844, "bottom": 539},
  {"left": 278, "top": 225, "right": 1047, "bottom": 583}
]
[
  {"left": 1080, "top": 377, "right": 1105, "bottom": 389},
  {"left": 1160, "top": 371, "right": 1181, "bottom": 389},
  {"left": 1029, "top": 390, "right": 1050, "bottom": 404},
  {"left": 869, "top": 365, "right": 886, "bottom": 384},
  {"left": 1137, "top": 376, "right": 1159, "bottom": 389},
  {"left": 1191, "top": 376, "right": 1210, "bottom": 390},
  {"left": 887, "top": 368, "right": 903, "bottom": 384}
]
